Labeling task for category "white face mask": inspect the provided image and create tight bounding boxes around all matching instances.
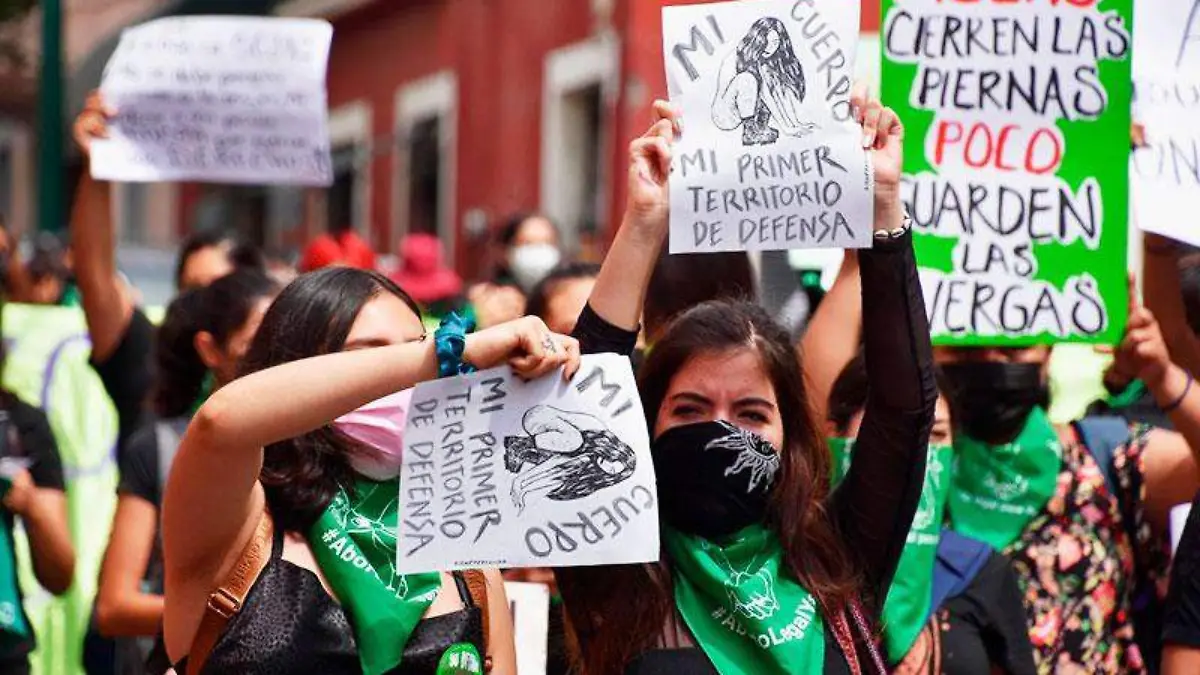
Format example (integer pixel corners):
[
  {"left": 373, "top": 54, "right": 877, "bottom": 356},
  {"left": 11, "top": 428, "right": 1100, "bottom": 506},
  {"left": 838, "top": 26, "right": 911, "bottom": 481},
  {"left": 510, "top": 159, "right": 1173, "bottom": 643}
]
[{"left": 507, "top": 244, "right": 561, "bottom": 292}]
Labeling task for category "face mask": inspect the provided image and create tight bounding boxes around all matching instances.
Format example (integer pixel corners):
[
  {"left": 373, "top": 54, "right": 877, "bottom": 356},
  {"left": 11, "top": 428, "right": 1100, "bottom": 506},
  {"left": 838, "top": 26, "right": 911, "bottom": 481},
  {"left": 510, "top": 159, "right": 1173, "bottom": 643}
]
[
  {"left": 941, "top": 362, "right": 1048, "bottom": 445},
  {"left": 507, "top": 244, "right": 561, "bottom": 292},
  {"left": 652, "top": 420, "right": 780, "bottom": 540},
  {"left": 333, "top": 388, "right": 412, "bottom": 481}
]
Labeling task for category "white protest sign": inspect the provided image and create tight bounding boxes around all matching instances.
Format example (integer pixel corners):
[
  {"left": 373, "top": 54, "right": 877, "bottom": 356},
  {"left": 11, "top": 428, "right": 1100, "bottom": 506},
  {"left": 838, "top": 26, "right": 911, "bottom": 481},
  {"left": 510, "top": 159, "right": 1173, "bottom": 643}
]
[
  {"left": 662, "top": 0, "right": 873, "bottom": 254},
  {"left": 397, "top": 354, "right": 658, "bottom": 573},
  {"left": 91, "top": 16, "right": 334, "bottom": 186},
  {"left": 504, "top": 582, "right": 550, "bottom": 675},
  {"left": 1172, "top": 502, "right": 1193, "bottom": 555},
  {"left": 1131, "top": 0, "right": 1200, "bottom": 246}
]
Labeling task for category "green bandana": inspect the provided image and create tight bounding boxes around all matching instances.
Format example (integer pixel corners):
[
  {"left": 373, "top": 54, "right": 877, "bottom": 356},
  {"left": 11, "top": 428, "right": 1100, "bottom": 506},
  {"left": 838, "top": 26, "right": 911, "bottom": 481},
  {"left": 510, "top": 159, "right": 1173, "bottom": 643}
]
[
  {"left": 828, "top": 439, "right": 953, "bottom": 662},
  {"left": 309, "top": 478, "right": 442, "bottom": 675},
  {"left": 948, "top": 407, "right": 1062, "bottom": 551},
  {"left": 0, "top": 478, "right": 28, "bottom": 642},
  {"left": 665, "top": 525, "right": 825, "bottom": 675}
]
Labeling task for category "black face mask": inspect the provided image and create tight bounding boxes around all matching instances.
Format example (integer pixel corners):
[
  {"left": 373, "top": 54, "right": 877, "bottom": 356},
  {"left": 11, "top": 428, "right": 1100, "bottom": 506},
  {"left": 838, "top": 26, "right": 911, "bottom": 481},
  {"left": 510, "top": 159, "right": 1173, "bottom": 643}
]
[
  {"left": 652, "top": 420, "right": 780, "bottom": 540},
  {"left": 942, "top": 362, "right": 1049, "bottom": 445}
]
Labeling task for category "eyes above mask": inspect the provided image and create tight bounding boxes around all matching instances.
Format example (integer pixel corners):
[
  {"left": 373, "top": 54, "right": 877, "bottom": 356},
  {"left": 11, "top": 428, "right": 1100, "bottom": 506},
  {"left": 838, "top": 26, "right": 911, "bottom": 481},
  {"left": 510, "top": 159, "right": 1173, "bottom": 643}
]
[
  {"left": 333, "top": 388, "right": 413, "bottom": 481},
  {"left": 652, "top": 420, "right": 781, "bottom": 541}
]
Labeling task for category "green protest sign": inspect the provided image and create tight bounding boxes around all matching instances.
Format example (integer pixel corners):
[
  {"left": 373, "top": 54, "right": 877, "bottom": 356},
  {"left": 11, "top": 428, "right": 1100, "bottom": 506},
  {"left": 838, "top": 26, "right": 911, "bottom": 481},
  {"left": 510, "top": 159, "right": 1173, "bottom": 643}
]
[{"left": 881, "top": 0, "right": 1132, "bottom": 345}]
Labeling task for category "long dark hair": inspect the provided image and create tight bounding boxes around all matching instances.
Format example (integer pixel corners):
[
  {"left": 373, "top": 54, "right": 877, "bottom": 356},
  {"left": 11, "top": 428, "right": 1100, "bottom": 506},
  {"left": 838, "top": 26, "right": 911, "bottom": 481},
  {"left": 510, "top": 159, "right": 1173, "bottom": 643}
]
[
  {"left": 153, "top": 269, "right": 279, "bottom": 419},
  {"left": 238, "top": 267, "right": 422, "bottom": 533},
  {"left": 563, "top": 300, "right": 859, "bottom": 675},
  {"left": 737, "top": 17, "right": 805, "bottom": 105},
  {"left": 644, "top": 250, "right": 755, "bottom": 341}
]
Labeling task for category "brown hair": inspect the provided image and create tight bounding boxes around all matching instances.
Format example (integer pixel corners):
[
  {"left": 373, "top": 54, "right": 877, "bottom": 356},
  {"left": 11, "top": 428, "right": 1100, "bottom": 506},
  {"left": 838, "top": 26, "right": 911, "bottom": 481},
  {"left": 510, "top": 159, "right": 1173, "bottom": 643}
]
[{"left": 561, "top": 300, "right": 860, "bottom": 674}]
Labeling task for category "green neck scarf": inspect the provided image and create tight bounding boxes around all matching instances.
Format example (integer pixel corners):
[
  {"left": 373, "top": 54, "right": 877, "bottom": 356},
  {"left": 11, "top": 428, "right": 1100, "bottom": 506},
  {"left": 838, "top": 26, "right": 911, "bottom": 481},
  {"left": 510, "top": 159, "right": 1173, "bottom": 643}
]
[
  {"left": 828, "top": 439, "right": 953, "bottom": 663},
  {"left": 0, "top": 478, "right": 28, "bottom": 643},
  {"left": 948, "top": 406, "right": 1062, "bottom": 551},
  {"left": 309, "top": 478, "right": 443, "bottom": 675},
  {"left": 664, "top": 525, "right": 825, "bottom": 675}
]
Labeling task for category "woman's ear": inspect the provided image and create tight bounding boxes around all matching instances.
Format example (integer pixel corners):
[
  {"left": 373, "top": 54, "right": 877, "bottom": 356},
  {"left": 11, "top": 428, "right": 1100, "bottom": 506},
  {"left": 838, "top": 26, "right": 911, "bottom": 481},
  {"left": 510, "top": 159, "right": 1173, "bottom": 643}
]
[{"left": 194, "top": 331, "right": 223, "bottom": 371}]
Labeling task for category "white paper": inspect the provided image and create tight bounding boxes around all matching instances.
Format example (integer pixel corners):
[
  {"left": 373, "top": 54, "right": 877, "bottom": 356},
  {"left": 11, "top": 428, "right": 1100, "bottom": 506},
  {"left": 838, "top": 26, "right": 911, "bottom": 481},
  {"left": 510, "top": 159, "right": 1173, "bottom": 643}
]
[
  {"left": 397, "top": 354, "right": 658, "bottom": 573},
  {"left": 1131, "top": 0, "right": 1200, "bottom": 247},
  {"left": 505, "top": 582, "right": 550, "bottom": 675},
  {"left": 662, "top": 0, "right": 873, "bottom": 254},
  {"left": 91, "top": 16, "right": 334, "bottom": 187},
  {"left": 1172, "top": 503, "right": 1193, "bottom": 555}
]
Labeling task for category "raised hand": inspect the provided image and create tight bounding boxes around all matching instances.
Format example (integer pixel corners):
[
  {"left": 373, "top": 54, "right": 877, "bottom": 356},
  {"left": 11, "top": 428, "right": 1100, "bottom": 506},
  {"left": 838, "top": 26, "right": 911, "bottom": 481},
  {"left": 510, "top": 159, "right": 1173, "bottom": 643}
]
[
  {"left": 73, "top": 91, "right": 115, "bottom": 157},
  {"left": 464, "top": 315, "right": 581, "bottom": 381},
  {"left": 625, "top": 100, "right": 680, "bottom": 227},
  {"left": 850, "top": 83, "right": 905, "bottom": 232}
]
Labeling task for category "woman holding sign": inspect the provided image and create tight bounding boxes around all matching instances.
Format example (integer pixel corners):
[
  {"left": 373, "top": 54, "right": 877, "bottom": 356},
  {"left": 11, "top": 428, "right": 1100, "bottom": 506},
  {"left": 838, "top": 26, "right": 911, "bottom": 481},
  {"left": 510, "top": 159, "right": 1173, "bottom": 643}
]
[
  {"left": 155, "top": 267, "right": 586, "bottom": 673},
  {"left": 556, "top": 90, "right": 934, "bottom": 674}
]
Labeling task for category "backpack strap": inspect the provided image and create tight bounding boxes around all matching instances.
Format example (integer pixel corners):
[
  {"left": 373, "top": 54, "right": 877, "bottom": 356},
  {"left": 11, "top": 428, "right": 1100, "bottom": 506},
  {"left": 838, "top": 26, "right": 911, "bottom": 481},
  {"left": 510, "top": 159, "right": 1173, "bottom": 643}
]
[
  {"left": 930, "top": 530, "right": 993, "bottom": 614},
  {"left": 187, "top": 509, "right": 274, "bottom": 675},
  {"left": 463, "top": 570, "right": 493, "bottom": 673}
]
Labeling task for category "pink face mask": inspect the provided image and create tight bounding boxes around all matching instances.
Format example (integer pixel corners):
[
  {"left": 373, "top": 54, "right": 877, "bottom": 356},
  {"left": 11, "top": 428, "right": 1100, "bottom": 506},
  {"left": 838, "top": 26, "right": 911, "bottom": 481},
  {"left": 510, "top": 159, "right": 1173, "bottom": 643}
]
[{"left": 333, "top": 388, "right": 413, "bottom": 481}]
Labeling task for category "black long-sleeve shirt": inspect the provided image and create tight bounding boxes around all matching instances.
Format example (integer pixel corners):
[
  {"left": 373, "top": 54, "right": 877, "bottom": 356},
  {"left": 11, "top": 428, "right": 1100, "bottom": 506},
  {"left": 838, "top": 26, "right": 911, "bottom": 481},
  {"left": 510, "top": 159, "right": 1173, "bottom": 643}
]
[{"left": 562, "top": 232, "right": 937, "bottom": 674}]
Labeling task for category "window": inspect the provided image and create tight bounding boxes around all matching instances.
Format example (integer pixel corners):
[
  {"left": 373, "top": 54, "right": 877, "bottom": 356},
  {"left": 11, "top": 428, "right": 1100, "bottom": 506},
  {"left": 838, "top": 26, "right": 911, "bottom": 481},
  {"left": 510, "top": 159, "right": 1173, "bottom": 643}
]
[
  {"left": 328, "top": 144, "right": 358, "bottom": 233},
  {"left": 407, "top": 117, "right": 441, "bottom": 236},
  {"left": 559, "top": 83, "right": 604, "bottom": 241}
]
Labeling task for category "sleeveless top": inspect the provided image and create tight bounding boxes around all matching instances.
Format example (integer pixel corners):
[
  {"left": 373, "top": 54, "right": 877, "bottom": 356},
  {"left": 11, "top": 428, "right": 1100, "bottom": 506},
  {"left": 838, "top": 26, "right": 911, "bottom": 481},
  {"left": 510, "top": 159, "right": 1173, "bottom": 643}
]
[{"left": 173, "top": 526, "right": 485, "bottom": 675}]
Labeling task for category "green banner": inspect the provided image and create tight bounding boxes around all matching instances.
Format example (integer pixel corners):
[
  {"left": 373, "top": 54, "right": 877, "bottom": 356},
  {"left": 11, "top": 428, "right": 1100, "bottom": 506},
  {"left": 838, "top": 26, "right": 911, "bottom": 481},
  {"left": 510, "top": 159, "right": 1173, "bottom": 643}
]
[
  {"left": 3, "top": 304, "right": 119, "bottom": 675},
  {"left": 881, "top": 0, "right": 1132, "bottom": 345}
]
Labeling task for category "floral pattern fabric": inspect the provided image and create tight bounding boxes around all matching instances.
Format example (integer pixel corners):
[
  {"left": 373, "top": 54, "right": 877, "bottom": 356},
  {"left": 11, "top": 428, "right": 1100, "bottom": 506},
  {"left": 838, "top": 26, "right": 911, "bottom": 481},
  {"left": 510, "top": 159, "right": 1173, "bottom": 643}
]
[{"left": 1004, "top": 427, "right": 1168, "bottom": 674}]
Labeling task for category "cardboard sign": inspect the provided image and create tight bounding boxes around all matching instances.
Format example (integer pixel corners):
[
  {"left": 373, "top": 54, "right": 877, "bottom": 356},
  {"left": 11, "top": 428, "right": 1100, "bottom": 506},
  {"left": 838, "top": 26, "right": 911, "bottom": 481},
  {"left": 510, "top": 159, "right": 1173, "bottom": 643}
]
[
  {"left": 397, "top": 355, "right": 658, "bottom": 573},
  {"left": 505, "top": 582, "right": 551, "bottom": 675},
  {"left": 92, "top": 16, "right": 334, "bottom": 186},
  {"left": 662, "top": 0, "right": 873, "bottom": 254},
  {"left": 1131, "top": 0, "right": 1200, "bottom": 247},
  {"left": 882, "top": 0, "right": 1132, "bottom": 344}
]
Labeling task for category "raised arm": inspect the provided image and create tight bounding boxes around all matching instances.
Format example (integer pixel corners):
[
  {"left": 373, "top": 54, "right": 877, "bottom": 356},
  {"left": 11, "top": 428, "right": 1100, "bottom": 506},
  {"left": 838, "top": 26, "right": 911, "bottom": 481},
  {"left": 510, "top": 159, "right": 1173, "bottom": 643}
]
[
  {"left": 71, "top": 93, "right": 134, "bottom": 363},
  {"left": 1142, "top": 234, "right": 1200, "bottom": 377},
  {"left": 799, "top": 251, "right": 861, "bottom": 424},
  {"left": 829, "top": 90, "right": 938, "bottom": 607}
]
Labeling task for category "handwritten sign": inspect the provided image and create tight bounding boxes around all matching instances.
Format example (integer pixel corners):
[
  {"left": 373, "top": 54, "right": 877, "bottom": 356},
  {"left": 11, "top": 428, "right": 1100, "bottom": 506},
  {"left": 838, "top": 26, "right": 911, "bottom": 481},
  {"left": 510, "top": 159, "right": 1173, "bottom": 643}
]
[
  {"left": 505, "top": 582, "right": 551, "bottom": 675},
  {"left": 1131, "top": 0, "right": 1200, "bottom": 247},
  {"left": 882, "top": 0, "right": 1131, "bottom": 345},
  {"left": 662, "top": 0, "right": 873, "bottom": 254},
  {"left": 397, "top": 354, "right": 658, "bottom": 573},
  {"left": 91, "top": 16, "right": 334, "bottom": 186}
]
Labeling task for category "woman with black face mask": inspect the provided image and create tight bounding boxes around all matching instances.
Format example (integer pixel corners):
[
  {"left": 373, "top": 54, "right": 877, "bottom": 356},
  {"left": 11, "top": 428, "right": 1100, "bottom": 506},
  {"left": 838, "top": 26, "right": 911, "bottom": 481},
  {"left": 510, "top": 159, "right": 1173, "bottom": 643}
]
[
  {"left": 805, "top": 254, "right": 1200, "bottom": 674},
  {"left": 553, "top": 89, "right": 935, "bottom": 675}
]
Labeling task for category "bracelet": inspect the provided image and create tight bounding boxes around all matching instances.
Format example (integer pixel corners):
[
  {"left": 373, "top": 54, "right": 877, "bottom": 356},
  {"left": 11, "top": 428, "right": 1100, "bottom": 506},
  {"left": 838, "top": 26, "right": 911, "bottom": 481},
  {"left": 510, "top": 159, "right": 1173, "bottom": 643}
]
[
  {"left": 1162, "top": 372, "right": 1194, "bottom": 413},
  {"left": 873, "top": 210, "right": 912, "bottom": 242},
  {"left": 435, "top": 312, "right": 477, "bottom": 378}
]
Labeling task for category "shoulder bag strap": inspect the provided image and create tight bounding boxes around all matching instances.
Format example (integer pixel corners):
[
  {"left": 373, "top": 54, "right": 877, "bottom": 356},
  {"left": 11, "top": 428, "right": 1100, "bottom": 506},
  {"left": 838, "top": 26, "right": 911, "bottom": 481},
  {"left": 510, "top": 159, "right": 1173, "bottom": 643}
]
[
  {"left": 463, "top": 569, "right": 493, "bottom": 673},
  {"left": 187, "top": 509, "right": 274, "bottom": 674}
]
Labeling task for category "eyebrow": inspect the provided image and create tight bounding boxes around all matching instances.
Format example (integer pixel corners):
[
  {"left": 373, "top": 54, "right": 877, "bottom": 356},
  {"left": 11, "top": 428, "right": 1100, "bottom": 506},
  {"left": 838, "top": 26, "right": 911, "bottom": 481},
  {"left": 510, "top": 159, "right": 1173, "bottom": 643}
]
[
  {"left": 669, "top": 392, "right": 777, "bottom": 410},
  {"left": 735, "top": 397, "right": 777, "bottom": 410},
  {"left": 670, "top": 392, "right": 712, "bottom": 406},
  {"left": 343, "top": 337, "right": 395, "bottom": 350}
]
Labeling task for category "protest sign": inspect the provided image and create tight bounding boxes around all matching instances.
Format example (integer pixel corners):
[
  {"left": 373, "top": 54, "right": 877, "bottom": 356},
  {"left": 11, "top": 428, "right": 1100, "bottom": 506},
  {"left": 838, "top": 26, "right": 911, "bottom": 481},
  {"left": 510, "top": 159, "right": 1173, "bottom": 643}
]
[
  {"left": 1131, "top": 0, "right": 1200, "bottom": 247},
  {"left": 662, "top": 0, "right": 873, "bottom": 254},
  {"left": 91, "top": 16, "right": 334, "bottom": 186},
  {"left": 504, "top": 582, "right": 550, "bottom": 675},
  {"left": 397, "top": 354, "right": 657, "bottom": 573},
  {"left": 882, "top": 0, "right": 1132, "bottom": 345}
]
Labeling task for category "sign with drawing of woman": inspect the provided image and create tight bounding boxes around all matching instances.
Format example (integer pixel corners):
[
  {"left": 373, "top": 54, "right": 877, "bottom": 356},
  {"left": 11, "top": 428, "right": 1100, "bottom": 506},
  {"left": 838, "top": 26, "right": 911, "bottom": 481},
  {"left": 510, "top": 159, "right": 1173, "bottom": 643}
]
[{"left": 663, "top": 0, "right": 873, "bottom": 254}]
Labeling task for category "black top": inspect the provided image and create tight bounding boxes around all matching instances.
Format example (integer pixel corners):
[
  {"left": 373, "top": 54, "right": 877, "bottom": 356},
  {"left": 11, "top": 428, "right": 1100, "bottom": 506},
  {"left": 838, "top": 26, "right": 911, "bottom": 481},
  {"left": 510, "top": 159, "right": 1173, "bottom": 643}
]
[
  {"left": 936, "top": 551, "right": 1037, "bottom": 675},
  {"left": 90, "top": 308, "right": 154, "bottom": 450},
  {"left": 117, "top": 415, "right": 166, "bottom": 509},
  {"left": 564, "top": 232, "right": 937, "bottom": 674},
  {"left": 0, "top": 395, "right": 65, "bottom": 667},
  {"left": 1163, "top": 491, "right": 1200, "bottom": 649},
  {"left": 173, "top": 527, "right": 485, "bottom": 675}
]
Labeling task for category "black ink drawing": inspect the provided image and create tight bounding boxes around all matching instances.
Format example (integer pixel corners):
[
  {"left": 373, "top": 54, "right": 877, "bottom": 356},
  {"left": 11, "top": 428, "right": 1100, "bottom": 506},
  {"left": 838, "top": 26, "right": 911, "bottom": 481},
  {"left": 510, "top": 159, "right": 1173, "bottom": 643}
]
[
  {"left": 712, "top": 17, "right": 815, "bottom": 146},
  {"left": 504, "top": 405, "right": 636, "bottom": 511},
  {"left": 708, "top": 421, "right": 780, "bottom": 493}
]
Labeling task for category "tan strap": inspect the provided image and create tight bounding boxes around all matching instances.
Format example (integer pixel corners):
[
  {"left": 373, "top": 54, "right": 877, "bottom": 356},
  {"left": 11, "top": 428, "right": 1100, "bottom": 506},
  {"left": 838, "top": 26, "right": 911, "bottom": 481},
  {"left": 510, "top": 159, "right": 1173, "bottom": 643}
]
[
  {"left": 463, "top": 570, "right": 493, "bottom": 673},
  {"left": 187, "top": 510, "right": 274, "bottom": 674}
]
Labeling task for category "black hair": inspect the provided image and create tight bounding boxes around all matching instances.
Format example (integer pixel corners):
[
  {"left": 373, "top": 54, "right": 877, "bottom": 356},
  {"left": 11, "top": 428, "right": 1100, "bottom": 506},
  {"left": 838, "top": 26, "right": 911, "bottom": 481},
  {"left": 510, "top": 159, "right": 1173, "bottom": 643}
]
[
  {"left": 27, "top": 232, "right": 69, "bottom": 282},
  {"left": 174, "top": 229, "right": 265, "bottom": 290},
  {"left": 239, "top": 267, "right": 422, "bottom": 533},
  {"left": 644, "top": 250, "right": 756, "bottom": 340},
  {"left": 498, "top": 212, "right": 559, "bottom": 248},
  {"left": 526, "top": 262, "right": 601, "bottom": 321},
  {"left": 154, "top": 268, "right": 279, "bottom": 419},
  {"left": 1180, "top": 254, "right": 1200, "bottom": 337}
]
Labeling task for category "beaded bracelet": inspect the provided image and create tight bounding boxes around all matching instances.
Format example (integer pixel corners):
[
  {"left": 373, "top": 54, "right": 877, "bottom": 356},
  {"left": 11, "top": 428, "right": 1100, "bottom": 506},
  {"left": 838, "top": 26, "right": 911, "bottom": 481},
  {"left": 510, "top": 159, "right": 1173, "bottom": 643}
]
[{"left": 435, "top": 312, "right": 477, "bottom": 378}]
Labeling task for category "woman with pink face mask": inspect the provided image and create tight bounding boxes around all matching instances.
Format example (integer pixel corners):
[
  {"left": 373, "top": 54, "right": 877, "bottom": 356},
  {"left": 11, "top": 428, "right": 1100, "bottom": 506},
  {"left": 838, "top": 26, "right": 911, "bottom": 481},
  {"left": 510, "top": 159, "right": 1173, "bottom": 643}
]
[{"left": 157, "top": 265, "right": 579, "bottom": 675}]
